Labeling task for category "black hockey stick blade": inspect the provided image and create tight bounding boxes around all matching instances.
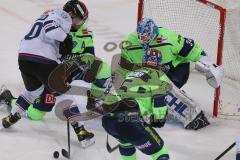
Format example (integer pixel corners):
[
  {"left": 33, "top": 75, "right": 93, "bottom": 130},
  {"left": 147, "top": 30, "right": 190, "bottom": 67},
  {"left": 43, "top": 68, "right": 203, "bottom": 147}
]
[
  {"left": 62, "top": 149, "right": 70, "bottom": 159},
  {"left": 106, "top": 135, "right": 119, "bottom": 153},
  {"left": 215, "top": 142, "right": 236, "bottom": 160},
  {"left": 62, "top": 121, "right": 71, "bottom": 159}
]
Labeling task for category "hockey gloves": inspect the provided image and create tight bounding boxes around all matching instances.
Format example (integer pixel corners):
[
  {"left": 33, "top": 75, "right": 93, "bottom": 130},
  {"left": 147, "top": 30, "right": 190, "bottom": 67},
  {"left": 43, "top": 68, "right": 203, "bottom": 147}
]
[{"left": 59, "top": 34, "right": 73, "bottom": 55}]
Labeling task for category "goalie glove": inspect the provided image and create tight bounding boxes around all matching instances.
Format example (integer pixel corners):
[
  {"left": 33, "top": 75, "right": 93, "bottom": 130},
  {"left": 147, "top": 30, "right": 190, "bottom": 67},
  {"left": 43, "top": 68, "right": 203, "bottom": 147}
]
[{"left": 195, "top": 55, "right": 224, "bottom": 88}]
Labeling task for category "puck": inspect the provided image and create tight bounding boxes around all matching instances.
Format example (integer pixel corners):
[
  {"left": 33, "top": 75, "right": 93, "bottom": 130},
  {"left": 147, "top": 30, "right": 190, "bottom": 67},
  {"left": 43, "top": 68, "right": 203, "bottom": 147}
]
[{"left": 53, "top": 151, "right": 59, "bottom": 159}]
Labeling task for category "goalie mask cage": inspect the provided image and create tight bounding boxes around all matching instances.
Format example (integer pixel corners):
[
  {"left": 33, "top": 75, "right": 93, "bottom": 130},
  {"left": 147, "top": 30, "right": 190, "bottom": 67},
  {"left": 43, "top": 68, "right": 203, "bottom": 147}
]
[{"left": 137, "top": 0, "right": 240, "bottom": 119}]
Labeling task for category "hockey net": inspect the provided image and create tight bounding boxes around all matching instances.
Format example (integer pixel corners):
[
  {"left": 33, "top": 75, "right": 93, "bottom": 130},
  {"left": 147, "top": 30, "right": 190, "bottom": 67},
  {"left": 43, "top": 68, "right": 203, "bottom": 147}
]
[{"left": 138, "top": 0, "right": 240, "bottom": 119}]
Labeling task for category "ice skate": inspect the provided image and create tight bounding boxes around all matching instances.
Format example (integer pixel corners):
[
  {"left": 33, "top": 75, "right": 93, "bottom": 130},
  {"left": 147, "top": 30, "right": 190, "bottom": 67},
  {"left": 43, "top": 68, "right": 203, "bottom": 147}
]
[
  {"left": 0, "top": 85, "right": 15, "bottom": 106},
  {"left": 2, "top": 112, "right": 21, "bottom": 128},
  {"left": 71, "top": 121, "right": 95, "bottom": 148}
]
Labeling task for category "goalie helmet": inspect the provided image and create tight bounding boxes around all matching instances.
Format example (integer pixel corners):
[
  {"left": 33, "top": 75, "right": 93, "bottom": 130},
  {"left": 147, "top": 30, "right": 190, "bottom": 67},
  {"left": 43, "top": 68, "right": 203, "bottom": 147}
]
[
  {"left": 136, "top": 18, "right": 158, "bottom": 44},
  {"left": 63, "top": 0, "right": 88, "bottom": 23}
]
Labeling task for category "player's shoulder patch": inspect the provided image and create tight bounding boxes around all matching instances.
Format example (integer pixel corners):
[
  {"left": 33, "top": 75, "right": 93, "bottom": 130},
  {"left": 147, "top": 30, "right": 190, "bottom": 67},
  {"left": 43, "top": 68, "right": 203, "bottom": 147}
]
[
  {"left": 81, "top": 24, "right": 93, "bottom": 35},
  {"left": 156, "top": 36, "right": 168, "bottom": 44},
  {"left": 120, "top": 40, "right": 133, "bottom": 50},
  {"left": 82, "top": 29, "right": 90, "bottom": 34}
]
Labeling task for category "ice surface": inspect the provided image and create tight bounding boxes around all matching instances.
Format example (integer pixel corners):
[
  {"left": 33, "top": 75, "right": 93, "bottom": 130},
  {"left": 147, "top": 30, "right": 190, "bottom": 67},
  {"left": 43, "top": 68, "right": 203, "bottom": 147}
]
[{"left": 0, "top": 0, "right": 239, "bottom": 160}]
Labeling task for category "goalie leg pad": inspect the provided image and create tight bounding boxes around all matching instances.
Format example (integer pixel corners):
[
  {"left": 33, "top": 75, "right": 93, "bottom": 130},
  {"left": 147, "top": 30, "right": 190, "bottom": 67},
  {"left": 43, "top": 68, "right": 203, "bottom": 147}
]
[{"left": 165, "top": 87, "right": 210, "bottom": 130}]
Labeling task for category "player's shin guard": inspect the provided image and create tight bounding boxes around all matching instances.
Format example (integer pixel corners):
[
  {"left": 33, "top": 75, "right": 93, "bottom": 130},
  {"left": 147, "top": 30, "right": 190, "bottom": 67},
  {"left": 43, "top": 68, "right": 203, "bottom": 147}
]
[
  {"left": 133, "top": 130, "right": 169, "bottom": 160},
  {"left": 12, "top": 95, "right": 31, "bottom": 115},
  {"left": 119, "top": 143, "right": 136, "bottom": 160}
]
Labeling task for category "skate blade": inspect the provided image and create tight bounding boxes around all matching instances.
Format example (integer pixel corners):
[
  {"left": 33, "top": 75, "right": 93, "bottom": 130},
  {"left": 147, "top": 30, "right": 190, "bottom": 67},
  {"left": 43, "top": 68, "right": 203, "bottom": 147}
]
[{"left": 80, "top": 138, "right": 95, "bottom": 149}]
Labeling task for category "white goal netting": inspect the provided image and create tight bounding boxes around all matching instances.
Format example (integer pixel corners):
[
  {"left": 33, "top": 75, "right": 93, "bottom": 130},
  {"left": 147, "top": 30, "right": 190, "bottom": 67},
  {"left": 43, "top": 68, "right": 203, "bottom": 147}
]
[{"left": 139, "top": 0, "right": 240, "bottom": 119}]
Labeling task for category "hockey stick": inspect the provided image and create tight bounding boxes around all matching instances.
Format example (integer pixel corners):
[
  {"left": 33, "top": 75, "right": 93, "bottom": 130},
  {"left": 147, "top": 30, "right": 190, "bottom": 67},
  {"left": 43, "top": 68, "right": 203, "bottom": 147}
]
[
  {"left": 215, "top": 142, "right": 236, "bottom": 160},
  {"left": 62, "top": 120, "right": 71, "bottom": 159},
  {"left": 106, "top": 135, "right": 119, "bottom": 153}
]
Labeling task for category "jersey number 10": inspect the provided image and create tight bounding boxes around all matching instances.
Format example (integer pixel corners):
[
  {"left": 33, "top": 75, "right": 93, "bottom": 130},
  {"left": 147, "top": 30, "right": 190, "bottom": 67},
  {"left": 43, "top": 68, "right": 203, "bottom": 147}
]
[{"left": 24, "top": 15, "right": 49, "bottom": 40}]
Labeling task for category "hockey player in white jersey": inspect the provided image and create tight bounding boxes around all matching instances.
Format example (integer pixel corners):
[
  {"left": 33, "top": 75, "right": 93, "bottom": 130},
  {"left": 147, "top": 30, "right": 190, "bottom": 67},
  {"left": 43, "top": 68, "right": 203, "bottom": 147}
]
[
  {"left": 1, "top": 0, "right": 96, "bottom": 146},
  {"left": 1, "top": 1, "right": 82, "bottom": 129}
]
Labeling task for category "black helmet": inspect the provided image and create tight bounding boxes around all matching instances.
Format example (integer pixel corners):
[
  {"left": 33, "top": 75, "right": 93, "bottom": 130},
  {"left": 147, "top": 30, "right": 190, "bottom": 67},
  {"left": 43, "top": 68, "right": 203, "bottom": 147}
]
[{"left": 63, "top": 0, "right": 88, "bottom": 22}]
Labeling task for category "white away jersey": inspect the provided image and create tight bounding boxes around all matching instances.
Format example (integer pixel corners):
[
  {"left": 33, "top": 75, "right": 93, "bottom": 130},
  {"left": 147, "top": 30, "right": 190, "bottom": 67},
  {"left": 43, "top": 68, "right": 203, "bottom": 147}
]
[{"left": 18, "top": 9, "right": 72, "bottom": 62}]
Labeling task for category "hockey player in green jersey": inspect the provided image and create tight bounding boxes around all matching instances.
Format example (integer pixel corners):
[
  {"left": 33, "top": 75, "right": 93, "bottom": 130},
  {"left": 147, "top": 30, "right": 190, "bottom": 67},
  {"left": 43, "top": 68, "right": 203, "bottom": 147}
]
[
  {"left": 102, "top": 64, "right": 171, "bottom": 160},
  {"left": 114, "top": 18, "right": 224, "bottom": 130}
]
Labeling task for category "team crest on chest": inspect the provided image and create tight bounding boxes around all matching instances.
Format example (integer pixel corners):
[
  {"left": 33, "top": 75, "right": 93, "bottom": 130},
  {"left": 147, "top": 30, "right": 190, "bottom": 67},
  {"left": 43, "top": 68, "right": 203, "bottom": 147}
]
[{"left": 143, "top": 48, "right": 162, "bottom": 67}]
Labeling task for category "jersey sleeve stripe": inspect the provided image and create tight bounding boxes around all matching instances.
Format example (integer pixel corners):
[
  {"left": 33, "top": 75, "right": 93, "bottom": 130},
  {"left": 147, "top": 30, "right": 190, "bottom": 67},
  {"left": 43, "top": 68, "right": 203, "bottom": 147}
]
[
  {"left": 45, "top": 26, "right": 59, "bottom": 33},
  {"left": 43, "top": 20, "right": 54, "bottom": 26},
  {"left": 43, "top": 20, "right": 59, "bottom": 33}
]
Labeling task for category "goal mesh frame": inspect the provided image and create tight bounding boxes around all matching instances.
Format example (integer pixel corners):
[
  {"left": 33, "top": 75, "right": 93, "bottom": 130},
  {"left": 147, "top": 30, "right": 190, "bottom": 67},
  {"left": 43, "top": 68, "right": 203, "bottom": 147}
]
[{"left": 137, "top": 0, "right": 227, "bottom": 117}]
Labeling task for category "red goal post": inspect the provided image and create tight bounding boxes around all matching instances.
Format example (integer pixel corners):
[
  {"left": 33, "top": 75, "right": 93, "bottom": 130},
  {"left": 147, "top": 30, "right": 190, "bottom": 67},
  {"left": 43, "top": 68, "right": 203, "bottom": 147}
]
[{"left": 137, "top": 0, "right": 240, "bottom": 119}]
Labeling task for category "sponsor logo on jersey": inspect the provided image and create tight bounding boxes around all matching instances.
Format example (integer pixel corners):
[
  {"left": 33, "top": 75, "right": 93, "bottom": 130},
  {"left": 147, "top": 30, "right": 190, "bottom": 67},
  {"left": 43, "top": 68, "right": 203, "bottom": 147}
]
[
  {"left": 45, "top": 94, "right": 56, "bottom": 104},
  {"left": 82, "top": 29, "right": 89, "bottom": 34},
  {"left": 156, "top": 36, "right": 168, "bottom": 44},
  {"left": 136, "top": 141, "right": 152, "bottom": 150}
]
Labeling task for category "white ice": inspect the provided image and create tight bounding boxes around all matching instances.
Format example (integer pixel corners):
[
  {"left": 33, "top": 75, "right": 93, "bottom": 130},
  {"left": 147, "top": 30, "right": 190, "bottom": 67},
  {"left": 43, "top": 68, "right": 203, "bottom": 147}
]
[{"left": 0, "top": 0, "right": 239, "bottom": 160}]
